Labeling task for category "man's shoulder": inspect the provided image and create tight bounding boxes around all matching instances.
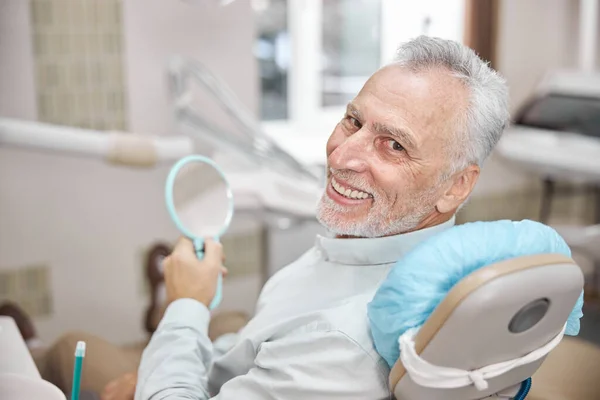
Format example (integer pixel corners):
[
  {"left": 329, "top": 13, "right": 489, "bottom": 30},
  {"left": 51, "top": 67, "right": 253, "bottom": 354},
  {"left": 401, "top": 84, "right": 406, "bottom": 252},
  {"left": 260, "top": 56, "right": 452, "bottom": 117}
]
[{"left": 322, "top": 293, "right": 381, "bottom": 351}]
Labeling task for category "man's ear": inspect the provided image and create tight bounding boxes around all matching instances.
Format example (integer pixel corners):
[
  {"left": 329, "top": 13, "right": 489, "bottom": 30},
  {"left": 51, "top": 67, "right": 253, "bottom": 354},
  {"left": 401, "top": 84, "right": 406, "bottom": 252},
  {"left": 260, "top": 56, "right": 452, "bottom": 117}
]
[{"left": 435, "top": 165, "right": 480, "bottom": 214}]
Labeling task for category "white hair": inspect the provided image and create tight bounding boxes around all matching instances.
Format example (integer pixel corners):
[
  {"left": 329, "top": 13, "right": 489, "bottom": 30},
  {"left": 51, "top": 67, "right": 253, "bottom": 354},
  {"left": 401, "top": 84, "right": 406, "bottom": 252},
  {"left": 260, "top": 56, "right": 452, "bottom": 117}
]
[{"left": 393, "top": 36, "right": 510, "bottom": 176}]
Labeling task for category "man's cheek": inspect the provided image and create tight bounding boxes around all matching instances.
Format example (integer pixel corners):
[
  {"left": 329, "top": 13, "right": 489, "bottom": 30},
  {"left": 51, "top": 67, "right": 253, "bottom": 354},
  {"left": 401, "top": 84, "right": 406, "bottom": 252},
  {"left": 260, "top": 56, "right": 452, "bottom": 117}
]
[{"left": 378, "top": 178, "right": 406, "bottom": 206}]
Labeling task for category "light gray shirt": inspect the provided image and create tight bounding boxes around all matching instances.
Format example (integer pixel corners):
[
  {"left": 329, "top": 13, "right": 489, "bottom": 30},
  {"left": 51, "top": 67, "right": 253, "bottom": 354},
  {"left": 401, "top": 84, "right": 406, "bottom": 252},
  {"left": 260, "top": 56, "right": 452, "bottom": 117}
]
[{"left": 135, "top": 218, "right": 455, "bottom": 400}]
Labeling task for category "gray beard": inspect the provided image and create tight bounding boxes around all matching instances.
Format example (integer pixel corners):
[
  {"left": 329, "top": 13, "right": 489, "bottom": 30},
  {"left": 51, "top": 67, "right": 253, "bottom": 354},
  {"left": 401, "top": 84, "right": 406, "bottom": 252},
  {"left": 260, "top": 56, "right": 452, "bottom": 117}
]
[{"left": 315, "top": 191, "right": 434, "bottom": 238}]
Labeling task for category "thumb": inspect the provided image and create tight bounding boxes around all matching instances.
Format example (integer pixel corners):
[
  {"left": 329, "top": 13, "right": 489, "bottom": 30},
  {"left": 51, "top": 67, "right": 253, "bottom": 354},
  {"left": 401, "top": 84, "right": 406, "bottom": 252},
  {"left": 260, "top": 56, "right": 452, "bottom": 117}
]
[{"left": 203, "top": 238, "right": 223, "bottom": 267}]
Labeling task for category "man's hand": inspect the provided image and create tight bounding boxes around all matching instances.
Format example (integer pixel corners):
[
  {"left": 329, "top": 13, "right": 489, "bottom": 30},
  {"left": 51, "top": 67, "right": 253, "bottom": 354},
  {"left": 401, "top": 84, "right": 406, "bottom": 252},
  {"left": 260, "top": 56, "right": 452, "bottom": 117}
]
[
  {"left": 101, "top": 372, "right": 137, "bottom": 400},
  {"left": 163, "top": 237, "right": 226, "bottom": 307}
]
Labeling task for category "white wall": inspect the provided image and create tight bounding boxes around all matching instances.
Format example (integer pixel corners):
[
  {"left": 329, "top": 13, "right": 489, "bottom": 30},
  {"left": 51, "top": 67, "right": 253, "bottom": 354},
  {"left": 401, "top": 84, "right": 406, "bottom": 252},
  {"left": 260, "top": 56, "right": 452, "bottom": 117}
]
[
  {"left": 122, "top": 0, "right": 258, "bottom": 136},
  {"left": 495, "top": 0, "right": 579, "bottom": 112},
  {"left": 0, "top": 0, "right": 37, "bottom": 120},
  {"left": 0, "top": 0, "right": 260, "bottom": 345},
  {"left": 473, "top": 0, "right": 581, "bottom": 197}
]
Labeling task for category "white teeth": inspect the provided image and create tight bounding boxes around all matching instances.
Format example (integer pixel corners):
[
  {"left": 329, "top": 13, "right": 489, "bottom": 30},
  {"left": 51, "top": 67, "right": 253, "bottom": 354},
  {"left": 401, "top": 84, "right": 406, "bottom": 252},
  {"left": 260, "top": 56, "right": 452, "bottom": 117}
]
[
  {"left": 333, "top": 179, "right": 342, "bottom": 192},
  {"left": 331, "top": 178, "right": 370, "bottom": 200}
]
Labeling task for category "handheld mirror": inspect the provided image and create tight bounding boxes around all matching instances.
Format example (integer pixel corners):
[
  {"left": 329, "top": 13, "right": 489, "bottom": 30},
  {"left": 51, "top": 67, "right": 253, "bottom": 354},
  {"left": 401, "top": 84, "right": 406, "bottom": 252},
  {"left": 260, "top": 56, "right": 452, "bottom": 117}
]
[{"left": 165, "top": 155, "right": 234, "bottom": 310}]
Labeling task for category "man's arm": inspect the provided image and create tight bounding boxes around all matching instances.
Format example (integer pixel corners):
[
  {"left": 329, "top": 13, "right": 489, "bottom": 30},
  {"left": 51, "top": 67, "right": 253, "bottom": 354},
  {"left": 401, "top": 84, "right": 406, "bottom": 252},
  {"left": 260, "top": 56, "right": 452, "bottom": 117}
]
[
  {"left": 134, "top": 235, "right": 224, "bottom": 400},
  {"left": 135, "top": 298, "right": 390, "bottom": 400},
  {"left": 135, "top": 299, "right": 213, "bottom": 400}
]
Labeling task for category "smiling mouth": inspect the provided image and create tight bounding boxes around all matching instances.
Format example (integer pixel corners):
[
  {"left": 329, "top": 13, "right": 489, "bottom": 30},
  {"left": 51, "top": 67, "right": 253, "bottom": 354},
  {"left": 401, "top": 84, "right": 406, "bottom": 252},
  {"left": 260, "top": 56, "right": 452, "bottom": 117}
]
[{"left": 330, "top": 177, "right": 372, "bottom": 200}]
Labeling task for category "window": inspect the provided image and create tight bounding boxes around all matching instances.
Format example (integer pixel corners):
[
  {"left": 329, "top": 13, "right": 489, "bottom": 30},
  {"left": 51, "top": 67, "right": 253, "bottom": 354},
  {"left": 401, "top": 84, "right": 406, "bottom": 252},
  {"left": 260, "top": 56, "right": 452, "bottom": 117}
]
[
  {"left": 255, "top": 0, "right": 466, "bottom": 138},
  {"left": 253, "top": 0, "right": 290, "bottom": 121},
  {"left": 321, "top": 0, "right": 382, "bottom": 107}
]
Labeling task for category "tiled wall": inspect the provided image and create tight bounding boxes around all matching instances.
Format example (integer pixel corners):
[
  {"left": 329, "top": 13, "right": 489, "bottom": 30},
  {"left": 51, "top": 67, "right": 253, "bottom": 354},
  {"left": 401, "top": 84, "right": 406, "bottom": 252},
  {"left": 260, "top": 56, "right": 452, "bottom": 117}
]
[
  {"left": 457, "top": 183, "right": 599, "bottom": 285},
  {"left": 30, "top": 0, "right": 128, "bottom": 130},
  {"left": 457, "top": 182, "right": 598, "bottom": 226},
  {"left": 0, "top": 264, "right": 52, "bottom": 317},
  {"left": 221, "top": 227, "right": 268, "bottom": 279}
]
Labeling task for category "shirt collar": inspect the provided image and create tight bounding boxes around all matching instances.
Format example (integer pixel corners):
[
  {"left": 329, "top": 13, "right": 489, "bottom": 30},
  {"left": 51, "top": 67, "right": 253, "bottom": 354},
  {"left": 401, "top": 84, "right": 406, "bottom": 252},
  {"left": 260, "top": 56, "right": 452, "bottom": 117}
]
[{"left": 315, "top": 216, "right": 455, "bottom": 265}]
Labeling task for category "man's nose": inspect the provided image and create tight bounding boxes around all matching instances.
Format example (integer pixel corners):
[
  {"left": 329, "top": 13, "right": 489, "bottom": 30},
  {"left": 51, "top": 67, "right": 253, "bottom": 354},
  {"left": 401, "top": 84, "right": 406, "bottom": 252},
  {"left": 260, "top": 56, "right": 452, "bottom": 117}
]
[{"left": 328, "top": 132, "right": 371, "bottom": 173}]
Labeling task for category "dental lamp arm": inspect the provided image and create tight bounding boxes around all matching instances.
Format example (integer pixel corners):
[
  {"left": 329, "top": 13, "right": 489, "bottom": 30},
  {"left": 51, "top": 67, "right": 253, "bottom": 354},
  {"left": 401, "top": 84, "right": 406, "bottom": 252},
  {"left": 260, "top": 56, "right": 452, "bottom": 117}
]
[
  {"left": 0, "top": 118, "right": 194, "bottom": 167},
  {"left": 169, "top": 56, "right": 322, "bottom": 184}
]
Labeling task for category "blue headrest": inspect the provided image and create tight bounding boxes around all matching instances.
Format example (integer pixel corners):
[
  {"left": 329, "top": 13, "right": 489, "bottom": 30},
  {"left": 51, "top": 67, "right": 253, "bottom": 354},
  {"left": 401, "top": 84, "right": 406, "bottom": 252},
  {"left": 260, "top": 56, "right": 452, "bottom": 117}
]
[{"left": 367, "top": 219, "right": 585, "bottom": 368}]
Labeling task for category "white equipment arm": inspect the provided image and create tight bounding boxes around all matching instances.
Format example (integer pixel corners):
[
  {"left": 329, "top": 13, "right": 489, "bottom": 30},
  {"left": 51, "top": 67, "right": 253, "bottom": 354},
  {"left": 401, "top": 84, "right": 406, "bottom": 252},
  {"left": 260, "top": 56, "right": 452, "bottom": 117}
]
[
  {"left": 168, "top": 56, "right": 322, "bottom": 184},
  {"left": 0, "top": 118, "right": 194, "bottom": 167}
]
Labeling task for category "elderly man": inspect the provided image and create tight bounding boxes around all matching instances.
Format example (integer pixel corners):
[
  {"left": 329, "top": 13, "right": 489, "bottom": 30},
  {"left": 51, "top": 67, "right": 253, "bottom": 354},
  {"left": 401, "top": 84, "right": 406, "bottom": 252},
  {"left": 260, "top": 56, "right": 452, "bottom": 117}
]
[{"left": 133, "top": 35, "right": 510, "bottom": 400}]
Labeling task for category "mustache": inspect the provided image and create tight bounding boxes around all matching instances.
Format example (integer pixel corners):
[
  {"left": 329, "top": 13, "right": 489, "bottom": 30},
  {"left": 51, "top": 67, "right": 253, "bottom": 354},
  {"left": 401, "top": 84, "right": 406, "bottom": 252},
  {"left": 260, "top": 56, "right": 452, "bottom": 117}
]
[{"left": 329, "top": 169, "right": 376, "bottom": 196}]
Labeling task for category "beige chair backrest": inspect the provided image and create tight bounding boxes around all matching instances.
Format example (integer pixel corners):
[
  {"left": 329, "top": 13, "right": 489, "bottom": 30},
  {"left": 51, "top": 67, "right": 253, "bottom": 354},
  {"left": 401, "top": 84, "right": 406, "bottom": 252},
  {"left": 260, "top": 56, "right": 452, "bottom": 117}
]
[{"left": 390, "top": 254, "right": 584, "bottom": 400}]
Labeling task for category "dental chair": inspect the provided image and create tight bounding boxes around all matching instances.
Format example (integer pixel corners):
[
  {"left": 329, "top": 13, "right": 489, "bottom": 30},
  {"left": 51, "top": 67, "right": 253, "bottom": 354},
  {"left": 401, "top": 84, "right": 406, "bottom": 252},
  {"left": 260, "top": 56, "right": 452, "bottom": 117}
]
[
  {"left": 370, "top": 220, "right": 586, "bottom": 400},
  {"left": 388, "top": 254, "right": 582, "bottom": 400}
]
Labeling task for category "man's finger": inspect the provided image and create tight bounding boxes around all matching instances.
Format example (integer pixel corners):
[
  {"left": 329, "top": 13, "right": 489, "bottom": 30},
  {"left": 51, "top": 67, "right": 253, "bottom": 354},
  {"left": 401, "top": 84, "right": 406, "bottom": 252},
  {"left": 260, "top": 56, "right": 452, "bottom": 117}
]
[
  {"left": 173, "top": 237, "right": 195, "bottom": 259},
  {"left": 204, "top": 237, "right": 223, "bottom": 266}
]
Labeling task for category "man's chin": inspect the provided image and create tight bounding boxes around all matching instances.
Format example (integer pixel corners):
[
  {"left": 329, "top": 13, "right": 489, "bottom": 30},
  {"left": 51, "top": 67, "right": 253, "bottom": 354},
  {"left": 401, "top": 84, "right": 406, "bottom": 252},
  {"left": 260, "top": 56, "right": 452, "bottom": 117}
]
[
  {"left": 316, "top": 195, "right": 383, "bottom": 237},
  {"left": 316, "top": 209, "right": 371, "bottom": 238},
  {"left": 317, "top": 218, "right": 363, "bottom": 238},
  {"left": 317, "top": 205, "right": 349, "bottom": 234},
  {"left": 316, "top": 203, "right": 425, "bottom": 238}
]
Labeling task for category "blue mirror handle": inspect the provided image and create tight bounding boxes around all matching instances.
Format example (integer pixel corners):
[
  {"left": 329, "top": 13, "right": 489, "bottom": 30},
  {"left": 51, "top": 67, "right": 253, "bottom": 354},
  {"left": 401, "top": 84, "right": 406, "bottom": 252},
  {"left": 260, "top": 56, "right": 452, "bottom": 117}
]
[
  {"left": 211, "top": 274, "right": 223, "bottom": 310},
  {"left": 193, "top": 237, "right": 222, "bottom": 310}
]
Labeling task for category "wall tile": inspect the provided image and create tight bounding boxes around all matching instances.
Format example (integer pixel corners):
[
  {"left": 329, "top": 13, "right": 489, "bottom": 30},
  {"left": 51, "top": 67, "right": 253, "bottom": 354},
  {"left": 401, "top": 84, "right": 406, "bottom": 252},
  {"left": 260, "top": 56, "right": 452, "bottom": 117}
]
[{"left": 30, "top": 0, "right": 128, "bottom": 131}]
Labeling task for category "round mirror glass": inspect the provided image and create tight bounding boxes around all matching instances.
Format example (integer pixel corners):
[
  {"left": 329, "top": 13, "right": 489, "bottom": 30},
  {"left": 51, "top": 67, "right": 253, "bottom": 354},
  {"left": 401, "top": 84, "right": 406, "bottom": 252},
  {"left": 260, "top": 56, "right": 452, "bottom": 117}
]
[{"left": 169, "top": 158, "right": 233, "bottom": 240}]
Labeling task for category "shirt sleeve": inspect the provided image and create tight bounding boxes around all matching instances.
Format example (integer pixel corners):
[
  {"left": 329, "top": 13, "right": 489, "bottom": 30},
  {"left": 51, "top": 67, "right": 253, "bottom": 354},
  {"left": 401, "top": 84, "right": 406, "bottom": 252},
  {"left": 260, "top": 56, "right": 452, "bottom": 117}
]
[
  {"left": 135, "top": 300, "right": 390, "bottom": 400},
  {"left": 212, "top": 332, "right": 239, "bottom": 359},
  {"left": 134, "top": 298, "right": 214, "bottom": 400}
]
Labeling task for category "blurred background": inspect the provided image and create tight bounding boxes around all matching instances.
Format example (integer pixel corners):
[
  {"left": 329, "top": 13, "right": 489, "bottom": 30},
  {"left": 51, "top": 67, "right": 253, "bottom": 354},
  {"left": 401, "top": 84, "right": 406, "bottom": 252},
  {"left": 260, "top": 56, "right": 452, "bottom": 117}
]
[{"left": 0, "top": 0, "right": 599, "bottom": 353}]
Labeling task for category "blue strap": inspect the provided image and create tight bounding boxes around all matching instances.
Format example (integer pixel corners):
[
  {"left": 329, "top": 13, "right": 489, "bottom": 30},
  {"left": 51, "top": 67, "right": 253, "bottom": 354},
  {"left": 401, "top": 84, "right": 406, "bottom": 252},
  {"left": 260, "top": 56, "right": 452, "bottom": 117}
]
[{"left": 513, "top": 377, "right": 532, "bottom": 400}]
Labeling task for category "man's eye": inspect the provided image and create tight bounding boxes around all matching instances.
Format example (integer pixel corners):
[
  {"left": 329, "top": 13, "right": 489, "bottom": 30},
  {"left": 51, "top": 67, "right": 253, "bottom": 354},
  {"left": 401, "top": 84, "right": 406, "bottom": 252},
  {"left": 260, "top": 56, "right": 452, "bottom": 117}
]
[
  {"left": 348, "top": 116, "right": 362, "bottom": 129},
  {"left": 388, "top": 140, "right": 404, "bottom": 152}
]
